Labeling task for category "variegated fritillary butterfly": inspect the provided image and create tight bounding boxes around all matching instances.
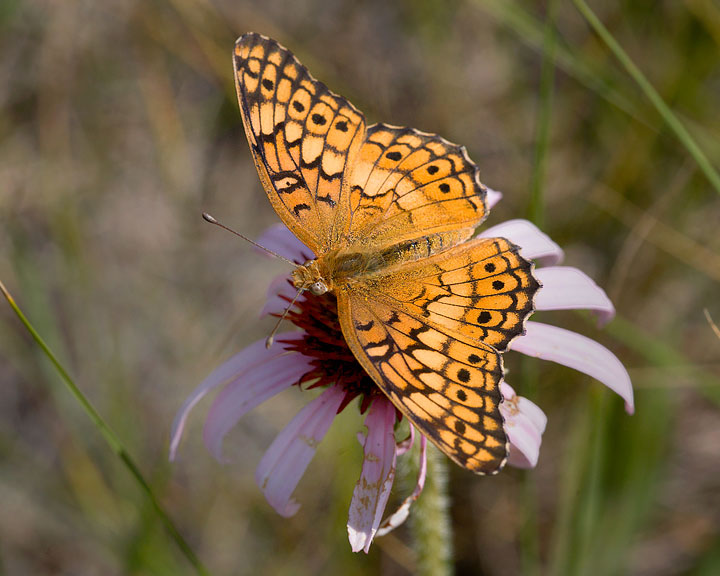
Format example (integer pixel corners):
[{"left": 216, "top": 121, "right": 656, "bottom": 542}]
[{"left": 233, "top": 33, "right": 540, "bottom": 474}]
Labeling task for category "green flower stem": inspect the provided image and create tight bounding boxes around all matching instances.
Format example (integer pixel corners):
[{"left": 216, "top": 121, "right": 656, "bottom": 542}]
[
  {"left": 0, "top": 279, "right": 210, "bottom": 576},
  {"left": 571, "top": 0, "right": 720, "bottom": 196},
  {"left": 410, "top": 444, "right": 453, "bottom": 576}
]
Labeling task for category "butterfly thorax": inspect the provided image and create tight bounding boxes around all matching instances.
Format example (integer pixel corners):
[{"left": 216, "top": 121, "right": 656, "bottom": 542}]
[{"left": 293, "top": 231, "right": 468, "bottom": 296}]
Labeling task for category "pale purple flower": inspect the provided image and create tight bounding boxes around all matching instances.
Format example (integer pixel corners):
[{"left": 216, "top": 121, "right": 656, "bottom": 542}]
[{"left": 170, "top": 187, "right": 633, "bottom": 553}]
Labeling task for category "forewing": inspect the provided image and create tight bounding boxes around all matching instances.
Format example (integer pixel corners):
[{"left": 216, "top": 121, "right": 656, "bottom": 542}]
[
  {"left": 345, "top": 124, "right": 488, "bottom": 250},
  {"left": 337, "top": 292, "right": 508, "bottom": 474},
  {"left": 234, "top": 33, "right": 366, "bottom": 253}
]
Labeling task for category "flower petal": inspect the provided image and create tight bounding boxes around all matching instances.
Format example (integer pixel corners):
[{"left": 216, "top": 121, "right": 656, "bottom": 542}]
[
  {"left": 347, "top": 399, "right": 398, "bottom": 553},
  {"left": 376, "top": 434, "right": 428, "bottom": 537},
  {"left": 203, "top": 346, "right": 314, "bottom": 461},
  {"left": 169, "top": 333, "right": 302, "bottom": 461},
  {"left": 480, "top": 219, "right": 564, "bottom": 266},
  {"left": 256, "top": 386, "right": 345, "bottom": 517},
  {"left": 395, "top": 424, "right": 415, "bottom": 456},
  {"left": 511, "top": 322, "right": 634, "bottom": 413},
  {"left": 500, "top": 382, "right": 547, "bottom": 468},
  {"left": 535, "top": 267, "right": 615, "bottom": 326},
  {"left": 485, "top": 187, "right": 503, "bottom": 210},
  {"left": 516, "top": 395, "right": 548, "bottom": 435},
  {"left": 256, "top": 223, "right": 314, "bottom": 263},
  {"left": 506, "top": 417, "right": 542, "bottom": 468}
]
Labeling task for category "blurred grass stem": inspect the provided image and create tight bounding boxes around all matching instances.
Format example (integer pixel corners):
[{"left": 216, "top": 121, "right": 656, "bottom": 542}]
[
  {"left": 0, "top": 279, "right": 210, "bottom": 576},
  {"left": 571, "top": 0, "right": 720, "bottom": 195},
  {"left": 704, "top": 309, "right": 720, "bottom": 340},
  {"left": 529, "top": 0, "right": 558, "bottom": 228},
  {"left": 522, "top": 1, "right": 558, "bottom": 571}
]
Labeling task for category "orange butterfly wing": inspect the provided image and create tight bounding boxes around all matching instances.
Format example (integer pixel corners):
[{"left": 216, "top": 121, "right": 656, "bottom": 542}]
[
  {"left": 337, "top": 237, "right": 539, "bottom": 473},
  {"left": 233, "top": 33, "right": 365, "bottom": 253},
  {"left": 234, "top": 34, "right": 489, "bottom": 255},
  {"left": 364, "top": 237, "right": 540, "bottom": 353},
  {"left": 338, "top": 295, "right": 508, "bottom": 473},
  {"left": 345, "top": 124, "right": 489, "bottom": 251},
  {"left": 233, "top": 34, "right": 542, "bottom": 474}
]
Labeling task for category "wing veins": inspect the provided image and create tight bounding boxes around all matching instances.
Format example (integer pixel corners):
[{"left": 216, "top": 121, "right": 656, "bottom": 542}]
[
  {"left": 271, "top": 48, "right": 294, "bottom": 178},
  {"left": 406, "top": 307, "right": 517, "bottom": 338},
  {"left": 362, "top": 299, "right": 498, "bottom": 372},
  {"left": 329, "top": 117, "right": 364, "bottom": 245},
  {"left": 360, "top": 305, "right": 496, "bottom": 426},
  {"left": 358, "top": 128, "right": 480, "bottom": 230},
  {"left": 354, "top": 289, "right": 507, "bottom": 362},
  {"left": 237, "top": 43, "right": 314, "bottom": 228},
  {"left": 359, "top": 306, "right": 506, "bottom": 459},
  {"left": 384, "top": 321, "right": 497, "bottom": 373},
  {"left": 378, "top": 156, "right": 474, "bottom": 221},
  {"left": 361, "top": 196, "right": 482, "bottom": 234}
]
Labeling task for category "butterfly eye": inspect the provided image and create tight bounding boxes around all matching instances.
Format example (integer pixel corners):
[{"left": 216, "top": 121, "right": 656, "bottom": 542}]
[{"left": 309, "top": 281, "right": 328, "bottom": 296}]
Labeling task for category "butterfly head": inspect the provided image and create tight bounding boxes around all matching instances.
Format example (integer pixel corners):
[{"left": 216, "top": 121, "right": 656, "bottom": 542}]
[{"left": 292, "top": 259, "right": 331, "bottom": 295}]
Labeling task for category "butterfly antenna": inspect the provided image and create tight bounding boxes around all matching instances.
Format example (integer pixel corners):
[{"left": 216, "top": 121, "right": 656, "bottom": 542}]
[
  {"left": 202, "top": 212, "right": 296, "bottom": 266},
  {"left": 266, "top": 285, "right": 307, "bottom": 349}
]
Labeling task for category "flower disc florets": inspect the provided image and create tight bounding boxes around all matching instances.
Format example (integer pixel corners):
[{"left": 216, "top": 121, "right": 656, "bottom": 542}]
[{"left": 277, "top": 282, "right": 388, "bottom": 415}]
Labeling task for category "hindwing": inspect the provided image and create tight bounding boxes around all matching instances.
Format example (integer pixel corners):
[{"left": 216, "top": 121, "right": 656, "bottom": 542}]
[{"left": 338, "top": 292, "right": 508, "bottom": 474}]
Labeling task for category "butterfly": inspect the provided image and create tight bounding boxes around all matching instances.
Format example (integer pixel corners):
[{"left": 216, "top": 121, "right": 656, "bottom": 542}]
[{"left": 233, "top": 33, "right": 540, "bottom": 474}]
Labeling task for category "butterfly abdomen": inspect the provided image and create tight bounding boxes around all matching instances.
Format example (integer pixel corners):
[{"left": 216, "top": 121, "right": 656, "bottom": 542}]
[
  {"left": 374, "top": 234, "right": 448, "bottom": 268},
  {"left": 328, "top": 231, "right": 468, "bottom": 283}
]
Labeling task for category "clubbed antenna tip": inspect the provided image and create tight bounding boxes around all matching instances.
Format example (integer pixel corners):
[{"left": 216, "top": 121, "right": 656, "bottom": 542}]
[{"left": 200, "top": 212, "right": 296, "bottom": 266}]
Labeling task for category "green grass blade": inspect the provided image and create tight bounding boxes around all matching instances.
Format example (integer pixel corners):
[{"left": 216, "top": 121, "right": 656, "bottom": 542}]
[
  {"left": 521, "top": 3, "right": 559, "bottom": 572},
  {"left": 571, "top": 0, "right": 720, "bottom": 195},
  {"left": 529, "top": 0, "right": 558, "bottom": 228},
  {"left": 0, "top": 279, "right": 210, "bottom": 576},
  {"left": 476, "top": 0, "right": 653, "bottom": 128}
]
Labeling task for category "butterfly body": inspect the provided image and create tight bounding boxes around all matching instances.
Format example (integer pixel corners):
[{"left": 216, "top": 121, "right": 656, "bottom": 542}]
[
  {"left": 295, "top": 229, "right": 471, "bottom": 295},
  {"left": 234, "top": 33, "right": 540, "bottom": 474}
]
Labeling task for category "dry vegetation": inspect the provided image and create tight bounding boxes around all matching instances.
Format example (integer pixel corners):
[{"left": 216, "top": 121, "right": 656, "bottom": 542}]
[{"left": 1, "top": 1, "right": 719, "bottom": 574}]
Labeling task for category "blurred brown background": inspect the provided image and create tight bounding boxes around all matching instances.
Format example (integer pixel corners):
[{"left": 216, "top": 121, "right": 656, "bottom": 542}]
[{"left": 1, "top": 1, "right": 719, "bottom": 574}]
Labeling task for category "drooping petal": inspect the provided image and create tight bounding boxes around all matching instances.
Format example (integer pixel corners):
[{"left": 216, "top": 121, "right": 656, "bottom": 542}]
[
  {"left": 395, "top": 424, "right": 415, "bottom": 456},
  {"left": 506, "top": 417, "right": 542, "bottom": 469},
  {"left": 260, "top": 275, "right": 299, "bottom": 317},
  {"left": 535, "top": 267, "right": 616, "bottom": 326},
  {"left": 480, "top": 219, "right": 564, "bottom": 266},
  {"left": 511, "top": 322, "right": 634, "bottom": 414},
  {"left": 203, "top": 346, "right": 315, "bottom": 461},
  {"left": 256, "top": 223, "right": 314, "bottom": 263},
  {"left": 347, "top": 399, "right": 398, "bottom": 553},
  {"left": 377, "top": 434, "right": 428, "bottom": 537},
  {"left": 500, "top": 382, "right": 547, "bottom": 469},
  {"left": 256, "top": 386, "right": 346, "bottom": 517},
  {"left": 169, "top": 333, "right": 302, "bottom": 461},
  {"left": 485, "top": 187, "right": 503, "bottom": 210},
  {"left": 516, "top": 395, "right": 547, "bottom": 435}
]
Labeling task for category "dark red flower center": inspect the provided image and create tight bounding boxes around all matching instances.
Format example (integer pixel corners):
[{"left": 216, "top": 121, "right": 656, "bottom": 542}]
[{"left": 276, "top": 281, "right": 386, "bottom": 414}]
